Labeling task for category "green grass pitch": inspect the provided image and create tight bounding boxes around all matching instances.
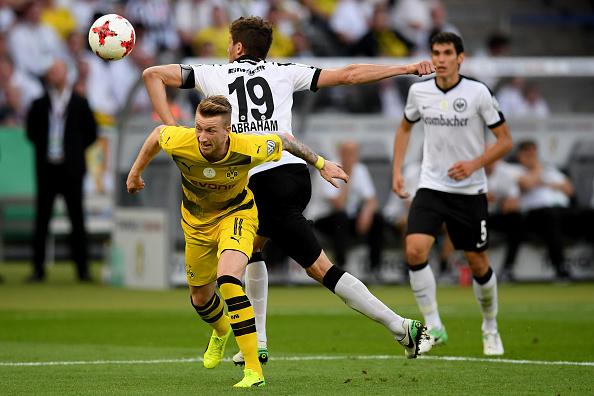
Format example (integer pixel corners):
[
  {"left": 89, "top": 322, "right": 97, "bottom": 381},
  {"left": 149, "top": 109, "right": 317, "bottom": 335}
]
[{"left": 1, "top": 262, "right": 593, "bottom": 395}]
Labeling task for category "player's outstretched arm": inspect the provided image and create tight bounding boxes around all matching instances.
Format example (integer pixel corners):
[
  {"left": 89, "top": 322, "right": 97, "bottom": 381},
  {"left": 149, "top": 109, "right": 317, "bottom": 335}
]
[
  {"left": 278, "top": 133, "right": 349, "bottom": 188},
  {"left": 126, "top": 126, "right": 164, "bottom": 194},
  {"left": 317, "top": 61, "right": 434, "bottom": 88},
  {"left": 392, "top": 118, "right": 414, "bottom": 199},
  {"left": 142, "top": 64, "right": 183, "bottom": 126}
]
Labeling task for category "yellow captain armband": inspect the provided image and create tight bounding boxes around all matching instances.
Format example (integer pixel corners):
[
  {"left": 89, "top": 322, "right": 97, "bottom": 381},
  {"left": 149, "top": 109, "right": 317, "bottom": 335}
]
[{"left": 314, "top": 155, "right": 325, "bottom": 170}]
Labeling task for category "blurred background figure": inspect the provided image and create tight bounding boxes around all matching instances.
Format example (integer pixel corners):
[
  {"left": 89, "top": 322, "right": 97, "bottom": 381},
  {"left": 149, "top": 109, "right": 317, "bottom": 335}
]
[
  {"left": 314, "top": 141, "right": 385, "bottom": 282},
  {"left": 516, "top": 140, "right": 574, "bottom": 281},
  {"left": 7, "top": 1, "right": 66, "bottom": 79},
  {"left": 485, "top": 159, "right": 523, "bottom": 282},
  {"left": 25, "top": 60, "right": 97, "bottom": 282}
]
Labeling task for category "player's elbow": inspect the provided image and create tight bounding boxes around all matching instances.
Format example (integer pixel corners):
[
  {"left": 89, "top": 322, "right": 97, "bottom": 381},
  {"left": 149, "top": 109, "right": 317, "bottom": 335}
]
[{"left": 142, "top": 66, "right": 162, "bottom": 83}]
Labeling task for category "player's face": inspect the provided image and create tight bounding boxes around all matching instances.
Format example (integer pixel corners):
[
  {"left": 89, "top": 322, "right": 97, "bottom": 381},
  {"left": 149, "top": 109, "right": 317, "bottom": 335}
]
[
  {"left": 195, "top": 113, "right": 231, "bottom": 160},
  {"left": 431, "top": 42, "right": 464, "bottom": 78}
]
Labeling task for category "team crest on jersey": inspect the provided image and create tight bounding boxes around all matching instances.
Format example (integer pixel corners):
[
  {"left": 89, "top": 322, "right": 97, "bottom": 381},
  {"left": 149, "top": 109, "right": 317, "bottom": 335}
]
[
  {"left": 454, "top": 98, "right": 468, "bottom": 113},
  {"left": 226, "top": 166, "right": 239, "bottom": 180},
  {"left": 203, "top": 168, "right": 216, "bottom": 178},
  {"left": 267, "top": 140, "right": 276, "bottom": 156}
]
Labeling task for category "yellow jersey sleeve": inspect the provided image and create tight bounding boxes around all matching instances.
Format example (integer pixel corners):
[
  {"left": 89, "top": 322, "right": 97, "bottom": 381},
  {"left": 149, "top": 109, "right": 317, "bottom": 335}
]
[
  {"left": 230, "top": 133, "right": 283, "bottom": 163},
  {"left": 159, "top": 126, "right": 196, "bottom": 157}
]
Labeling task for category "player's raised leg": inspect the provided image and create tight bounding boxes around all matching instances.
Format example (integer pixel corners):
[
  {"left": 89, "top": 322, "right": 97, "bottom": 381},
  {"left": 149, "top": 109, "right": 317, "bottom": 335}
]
[
  {"left": 406, "top": 233, "right": 448, "bottom": 346},
  {"left": 466, "top": 251, "right": 503, "bottom": 356},
  {"left": 306, "top": 250, "right": 431, "bottom": 358}
]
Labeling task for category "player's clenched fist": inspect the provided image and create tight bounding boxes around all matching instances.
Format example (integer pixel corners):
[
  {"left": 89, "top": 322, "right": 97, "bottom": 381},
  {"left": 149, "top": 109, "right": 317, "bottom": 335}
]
[
  {"left": 407, "top": 61, "right": 435, "bottom": 76},
  {"left": 126, "top": 172, "right": 145, "bottom": 194}
]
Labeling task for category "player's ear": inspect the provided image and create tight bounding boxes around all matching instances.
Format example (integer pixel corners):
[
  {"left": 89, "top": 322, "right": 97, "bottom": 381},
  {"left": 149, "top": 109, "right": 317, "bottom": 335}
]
[{"left": 457, "top": 52, "right": 465, "bottom": 65}]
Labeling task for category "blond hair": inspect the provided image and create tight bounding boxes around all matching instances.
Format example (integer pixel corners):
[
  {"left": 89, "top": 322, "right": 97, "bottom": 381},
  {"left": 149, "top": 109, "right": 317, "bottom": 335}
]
[{"left": 197, "top": 95, "right": 232, "bottom": 126}]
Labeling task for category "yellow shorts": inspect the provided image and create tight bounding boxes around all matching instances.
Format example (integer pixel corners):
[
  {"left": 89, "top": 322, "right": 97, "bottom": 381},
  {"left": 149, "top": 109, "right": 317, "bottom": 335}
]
[{"left": 181, "top": 204, "right": 258, "bottom": 286}]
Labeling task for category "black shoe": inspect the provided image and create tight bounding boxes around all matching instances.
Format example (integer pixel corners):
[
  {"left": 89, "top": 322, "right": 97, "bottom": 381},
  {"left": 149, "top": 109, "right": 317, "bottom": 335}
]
[
  {"left": 78, "top": 274, "right": 95, "bottom": 283},
  {"left": 26, "top": 273, "right": 45, "bottom": 283}
]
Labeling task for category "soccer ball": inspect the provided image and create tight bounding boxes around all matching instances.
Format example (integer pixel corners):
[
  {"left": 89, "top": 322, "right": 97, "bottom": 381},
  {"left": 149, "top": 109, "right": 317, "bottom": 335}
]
[{"left": 88, "top": 14, "right": 135, "bottom": 61}]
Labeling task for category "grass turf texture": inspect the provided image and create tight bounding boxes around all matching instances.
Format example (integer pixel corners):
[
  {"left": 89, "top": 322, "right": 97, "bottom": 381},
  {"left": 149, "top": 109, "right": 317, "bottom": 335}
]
[{"left": 1, "top": 262, "right": 593, "bottom": 395}]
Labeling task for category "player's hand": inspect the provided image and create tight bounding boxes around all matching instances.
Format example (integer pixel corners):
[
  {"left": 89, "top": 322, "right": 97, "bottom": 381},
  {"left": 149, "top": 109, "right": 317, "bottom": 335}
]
[
  {"left": 392, "top": 173, "right": 410, "bottom": 199},
  {"left": 408, "top": 60, "right": 435, "bottom": 76},
  {"left": 126, "top": 172, "right": 145, "bottom": 194},
  {"left": 320, "top": 160, "right": 349, "bottom": 188},
  {"left": 448, "top": 160, "right": 479, "bottom": 181}
]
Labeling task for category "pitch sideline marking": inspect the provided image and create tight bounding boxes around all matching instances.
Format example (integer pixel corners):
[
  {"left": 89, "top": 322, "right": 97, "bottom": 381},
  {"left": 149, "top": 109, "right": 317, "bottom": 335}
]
[{"left": 1, "top": 355, "right": 593, "bottom": 367}]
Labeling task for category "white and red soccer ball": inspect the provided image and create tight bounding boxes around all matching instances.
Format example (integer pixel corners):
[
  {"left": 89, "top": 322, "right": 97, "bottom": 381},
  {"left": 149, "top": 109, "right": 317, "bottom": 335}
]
[{"left": 88, "top": 14, "right": 135, "bottom": 61}]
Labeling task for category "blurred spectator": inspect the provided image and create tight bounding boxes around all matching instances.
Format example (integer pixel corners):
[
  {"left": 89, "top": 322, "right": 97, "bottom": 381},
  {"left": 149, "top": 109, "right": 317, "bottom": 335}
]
[
  {"left": 124, "top": 0, "right": 179, "bottom": 53},
  {"left": 473, "top": 32, "right": 511, "bottom": 87},
  {"left": 192, "top": 6, "right": 230, "bottom": 58},
  {"left": 485, "top": 32, "right": 511, "bottom": 57},
  {"left": 485, "top": 159, "right": 524, "bottom": 282},
  {"left": 329, "top": 0, "right": 372, "bottom": 55},
  {"left": 0, "top": 0, "right": 15, "bottom": 33},
  {"left": 7, "top": 1, "right": 66, "bottom": 79},
  {"left": 388, "top": 0, "right": 431, "bottom": 55},
  {"left": 41, "top": 0, "right": 77, "bottom": 40},
  {"left": 516, "top": 140, "right": 574, "bottom": 280},
  {"left": 25, "top": 60, "right": 97, "bottom": 282},
  {"left": 70, "top": 0, "right": 106, "bottom": 33},
  {"left": 314, "top": 141, "right": 385, "bottom": 280},
  {"left": 0, "top": 55, "right": 43, "bottom": 122},
  {"left": 426, "top": 0, "right": 461, "bottom": 49},
  {"left": 353, "top": 3, "right": 414, "bottom": 57},
  {"left": 175, "top": 0, "right": 216, "bottom": 57},
  {"left": 266, "top": 4, "right": 296, "bottom": 57},
  {"left": 496, "top": 77, "right": 525, "bottom": 117},
  {"left": 518, "top": 83, "right": 550, "bottom": 117}
]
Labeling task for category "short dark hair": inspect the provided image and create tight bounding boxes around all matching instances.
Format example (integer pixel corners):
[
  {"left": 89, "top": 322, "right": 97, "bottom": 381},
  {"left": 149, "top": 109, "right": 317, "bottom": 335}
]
[
  {"left": 229, "top": 16, "right": 273, "bottom": 59},
  {"left": 197, "top": 96, "right": 232, "bottom": 126},
  {"left": 517, "top": 140, "right": 537, "bottom": 152},
  {"left": 431, "top": 32, "right": 464, "bottom": 54}
]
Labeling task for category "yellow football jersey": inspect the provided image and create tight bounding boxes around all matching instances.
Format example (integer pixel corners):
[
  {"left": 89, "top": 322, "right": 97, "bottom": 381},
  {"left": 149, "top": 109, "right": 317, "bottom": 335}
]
[{"left": 159, "top": 126, "right": 283, "bottom": 226}]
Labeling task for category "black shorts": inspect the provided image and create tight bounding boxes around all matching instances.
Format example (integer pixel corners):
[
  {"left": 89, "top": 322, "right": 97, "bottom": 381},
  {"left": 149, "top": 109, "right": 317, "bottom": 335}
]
[
  {"left": 406, "top": 188, "right": 489, "bottom": 252},
  {"left": 248, "top": 164, "right": 322, "bottom": 268}
]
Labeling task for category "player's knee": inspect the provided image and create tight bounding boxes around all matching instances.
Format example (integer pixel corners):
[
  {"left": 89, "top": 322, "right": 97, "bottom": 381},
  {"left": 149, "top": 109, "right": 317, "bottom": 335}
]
[
  {"left": 466, "top": 251, "right": 489, "bottom": 274},
  {"left": 406, "top": 244, "right": 429, "bottom": 264},
  {"left": 305, "top": 251, "right": 332, "bottom": 282},
  {"left": 190, "top": 292, "right": 213, "bottom": 308}
]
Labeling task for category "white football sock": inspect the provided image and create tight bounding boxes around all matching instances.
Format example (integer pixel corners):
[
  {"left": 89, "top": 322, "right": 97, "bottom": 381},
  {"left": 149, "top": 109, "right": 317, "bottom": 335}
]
[
  {"left": 473, "top": 270, "right": 498, "bottom": 333},
  {"left": 334, "top": 272, "right": 406, "bottom": 338},
  {"left": 409, "top": 265, "right": 443, "bottom": 330},
  {"left": 245, "top": 260, "right": 268, "bottom": 346}
]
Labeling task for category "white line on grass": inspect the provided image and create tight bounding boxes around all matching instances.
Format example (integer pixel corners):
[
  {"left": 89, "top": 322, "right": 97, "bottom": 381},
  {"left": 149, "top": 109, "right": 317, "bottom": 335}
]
[{"left": 1, "top": 355, "right": 593, "bottom": 368}]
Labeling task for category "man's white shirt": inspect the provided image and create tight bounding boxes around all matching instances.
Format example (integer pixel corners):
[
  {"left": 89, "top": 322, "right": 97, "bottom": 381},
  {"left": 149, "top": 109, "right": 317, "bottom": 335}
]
[
  {"left": 319, "top": 163, "right": 375, "bottom": 218},
  {"left": 404, "top": 76, "right": 504, "bottom": 195},
  {"left": 187, "top": 56, "right": 320, "bottom": 175}
]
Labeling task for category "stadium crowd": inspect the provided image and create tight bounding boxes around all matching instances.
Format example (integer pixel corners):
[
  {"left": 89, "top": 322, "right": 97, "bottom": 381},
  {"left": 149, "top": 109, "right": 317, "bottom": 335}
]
[
  {"left": 0, "top": 0, "right": 558, "bottom": 125},
  {"left": 0, "top": 0, "right": 592, "bottom": 283}
]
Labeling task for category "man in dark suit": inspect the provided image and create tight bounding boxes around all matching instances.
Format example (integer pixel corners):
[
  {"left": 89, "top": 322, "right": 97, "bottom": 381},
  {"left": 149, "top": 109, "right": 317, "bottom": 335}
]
[{"left": 26, "top": 60, "right": 97, "bottom": 282}]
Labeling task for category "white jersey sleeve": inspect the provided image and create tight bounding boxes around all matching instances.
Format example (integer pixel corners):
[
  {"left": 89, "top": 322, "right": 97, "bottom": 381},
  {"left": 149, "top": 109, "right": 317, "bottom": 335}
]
[
  {"left": 404, "top": 85, "right": 421, "bottom": 123},
  {"left": 478, "top": 85, "right": 505, "bottom": 128},
  {"left": 282, "top": 62, "right": 321, "bottom": 92},
  {"left": 188, "top": 64, "right": 226, "bottom": 96}
]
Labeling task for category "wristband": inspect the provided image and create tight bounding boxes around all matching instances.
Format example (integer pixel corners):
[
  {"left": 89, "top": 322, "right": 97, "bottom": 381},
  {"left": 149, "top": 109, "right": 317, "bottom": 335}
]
[{"left": 314, "top": 155, "right": 325, "bottom": 170}]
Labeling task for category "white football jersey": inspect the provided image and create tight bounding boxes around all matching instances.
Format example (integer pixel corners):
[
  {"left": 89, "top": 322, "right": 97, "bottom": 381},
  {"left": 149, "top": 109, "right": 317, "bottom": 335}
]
[
  {"left": 185, "top": 55, "right": 320, "bottom": 175},
  {"left": 404, "top": 76, "right": 505, "bottom": 195}
]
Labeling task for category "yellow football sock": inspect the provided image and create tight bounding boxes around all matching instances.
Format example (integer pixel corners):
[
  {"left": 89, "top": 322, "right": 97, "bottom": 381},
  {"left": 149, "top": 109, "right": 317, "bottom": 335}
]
[
  {"left": 218, "top": 275, "right": 262, "bottom": 377},
  {"left": 191, "top": 293, "right": 230, "bottom": 336}
]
